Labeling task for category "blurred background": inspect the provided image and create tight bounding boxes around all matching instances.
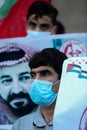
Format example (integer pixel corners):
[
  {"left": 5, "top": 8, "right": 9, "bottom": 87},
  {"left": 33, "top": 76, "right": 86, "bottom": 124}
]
[{"left": 52, "top": 0, "right": 87, "bottom": 33}]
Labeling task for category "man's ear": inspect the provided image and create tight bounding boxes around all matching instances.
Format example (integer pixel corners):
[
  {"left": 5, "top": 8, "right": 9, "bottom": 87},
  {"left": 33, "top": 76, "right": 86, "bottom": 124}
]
[{"left": 51, "top": 26, "right": 58, "bottom": 34}]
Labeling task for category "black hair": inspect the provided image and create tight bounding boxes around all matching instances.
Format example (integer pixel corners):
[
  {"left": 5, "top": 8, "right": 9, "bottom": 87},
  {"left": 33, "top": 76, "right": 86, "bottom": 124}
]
[
  {"left": 29, "top": 48, "right": 67, "bottom": 79},
  {"left": 55, "top": 20, "right": 65, "bottom": 34},
  {"left": 27, "top": 1, "right": 58, "bottom": 25}
]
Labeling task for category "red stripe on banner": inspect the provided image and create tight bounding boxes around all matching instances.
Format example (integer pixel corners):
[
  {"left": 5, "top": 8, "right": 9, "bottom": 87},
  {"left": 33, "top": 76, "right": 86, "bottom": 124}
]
[{"left": 0, "top": 0, "right": 51, "bottom": 38}]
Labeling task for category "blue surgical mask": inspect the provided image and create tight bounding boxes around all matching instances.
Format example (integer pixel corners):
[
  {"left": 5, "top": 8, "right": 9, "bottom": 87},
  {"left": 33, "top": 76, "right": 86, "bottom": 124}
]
[
  {"left": 29, "top": 79, "right": 59, "bottom": 107},
  {"left": 26, "top": 30, "right": 51, "bottom": 38}
]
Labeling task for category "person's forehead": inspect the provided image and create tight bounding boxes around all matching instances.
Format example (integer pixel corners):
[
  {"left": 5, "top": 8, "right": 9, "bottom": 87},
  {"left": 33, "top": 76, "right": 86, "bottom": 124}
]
[
  {"left": 31, "top": 66, "right": 55, "bottom": 73},
  {"left": 0, "top": 62, "right": 30, "bottom": 76},
  {"left": 28, "top": 14, "right": 52, "bottom": 24}
]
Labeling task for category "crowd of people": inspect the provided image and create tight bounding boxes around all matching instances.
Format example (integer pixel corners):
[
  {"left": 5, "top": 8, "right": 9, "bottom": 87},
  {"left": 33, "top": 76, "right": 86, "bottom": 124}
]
[{"left": 0, "top": 0, "right": 67, "bottom": 130}]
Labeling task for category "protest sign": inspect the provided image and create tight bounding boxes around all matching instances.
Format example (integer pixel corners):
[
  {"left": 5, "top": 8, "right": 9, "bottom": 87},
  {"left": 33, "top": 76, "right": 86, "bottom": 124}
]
[{"left": 53, "top": 57, "right": 87, "bottom": 130}]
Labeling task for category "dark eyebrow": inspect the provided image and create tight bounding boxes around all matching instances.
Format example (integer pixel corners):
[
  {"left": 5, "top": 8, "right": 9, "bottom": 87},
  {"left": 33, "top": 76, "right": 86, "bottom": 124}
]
[
  {"left": 40, "top": 23, "right": 51, "bottom": 26},
  {"left": 0, "top": 75, "right": 10, "bottom": 79},
  {"left": 19, "top": 72, "right": 30, "bottom": 76},
  {"left": 30, "top": 69, "right": 51, "bottom": 74},
  {"left": 29, "top": 21, "right": 37, "bottom": 25},
  {"left": 40, "top": 69, "right": 51, "bottom": 73}
]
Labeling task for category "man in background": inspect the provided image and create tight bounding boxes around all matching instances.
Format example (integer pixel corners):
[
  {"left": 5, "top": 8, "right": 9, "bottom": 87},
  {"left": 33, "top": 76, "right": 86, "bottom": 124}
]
[{"left": 26, "top": 0, "right": 59, "bottom": 37}]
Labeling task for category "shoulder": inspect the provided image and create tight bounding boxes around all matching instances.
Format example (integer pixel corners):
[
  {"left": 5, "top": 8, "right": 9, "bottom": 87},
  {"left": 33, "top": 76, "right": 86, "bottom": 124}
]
[
  {"left": 17, "top": 112, "right": 35, "bottom": 123},
  {"left": 12, "top": 112, "right": 36, "bottom": 130},
  {"left": 21, "top": 111, "right": 35, "bottom": 120}
]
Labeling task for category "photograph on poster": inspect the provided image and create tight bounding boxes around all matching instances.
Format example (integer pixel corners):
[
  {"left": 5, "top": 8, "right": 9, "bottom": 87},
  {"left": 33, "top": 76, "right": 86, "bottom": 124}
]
[
  {"left": 0, "top": 33, "right": 87, "bottom": 129},
  {"left": 0, "top": 40, "right": 39, "bottom": 125}
]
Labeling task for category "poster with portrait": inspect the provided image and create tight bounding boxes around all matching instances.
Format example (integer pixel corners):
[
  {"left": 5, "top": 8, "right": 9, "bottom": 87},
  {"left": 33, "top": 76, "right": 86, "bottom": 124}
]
[
  {"left": 0, "top": 38, "right": 40, "bottom": 130},
  {"left": 53, "top": 57, "right": 87, "bottom": 130},
  {"left": 0, "top": 33, "right": 87, "bottom": 130}
]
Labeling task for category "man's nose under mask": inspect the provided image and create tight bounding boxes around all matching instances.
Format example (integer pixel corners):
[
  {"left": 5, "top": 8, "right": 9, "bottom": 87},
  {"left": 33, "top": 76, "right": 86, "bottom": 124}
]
[{"left": 26, "top": 30, "right": 51, "bottom": 38}]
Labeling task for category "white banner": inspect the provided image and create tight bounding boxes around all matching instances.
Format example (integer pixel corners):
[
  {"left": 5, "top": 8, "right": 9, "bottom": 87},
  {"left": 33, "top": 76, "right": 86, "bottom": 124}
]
[
  {"left": 0, "top": 33, "right": 87, "bottom": 58},
  {"left": 53, "top": 57, "right": 87, "bottom": 130}
]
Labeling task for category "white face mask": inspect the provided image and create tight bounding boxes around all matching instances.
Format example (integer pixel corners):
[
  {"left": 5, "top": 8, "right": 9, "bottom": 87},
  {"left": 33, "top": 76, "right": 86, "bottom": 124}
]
[{"left": 26, "top": 30, "right": 51, "bottom": 38}]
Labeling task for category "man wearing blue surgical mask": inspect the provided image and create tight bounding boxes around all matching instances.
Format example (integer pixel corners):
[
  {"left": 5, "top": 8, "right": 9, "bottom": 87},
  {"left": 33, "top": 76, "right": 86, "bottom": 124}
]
[
  {"left": 26, "top": 1, "right": 58, "bottom": 37},
  {"left": 12, "top": 48, "right": 67, "bottom": 130}
]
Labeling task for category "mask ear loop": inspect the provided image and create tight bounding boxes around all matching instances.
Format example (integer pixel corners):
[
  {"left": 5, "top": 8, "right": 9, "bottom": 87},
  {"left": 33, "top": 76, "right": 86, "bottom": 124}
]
[
  {"left": 53, "top": 80, "right": 60, "bottom": 85},
  {"left": 52, "top": 80, "right": 60, "bottom": 95},
  {"left": 51, "top": 26, "right": 57, "bottom": 34}
]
